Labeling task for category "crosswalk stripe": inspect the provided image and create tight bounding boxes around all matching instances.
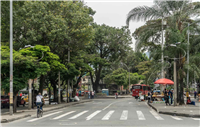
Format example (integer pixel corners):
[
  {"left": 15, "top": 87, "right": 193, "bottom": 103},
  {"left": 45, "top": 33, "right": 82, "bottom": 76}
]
[
  {"left": 192, "top": 118, "right": 200, "bottom": 120},
  {"left": 150, "top": 110, "right": 164, "bottom": 120},
  {"left": 53, "top": 111, "right": 75, "bottom": 120},
  {"left": 136, "top": 111, "right": 146, "bottom": 120},
  {"left": 102, "top": 110, "right": 115, "bottom": 120},
  {"left": 120, "top": 110, "right": 128, "bottom": 120},
  {"left": 86, "top": 110, "right": 101, "bottom": 120},
  {"left": 27, "top": 111, "right": 62, "bottom": 122},
  {"left": 69, "top": 110, "right": 88, "bottom": 119},
  {"left": 171, "top": 116, "right": 183, "bottom": 120}
]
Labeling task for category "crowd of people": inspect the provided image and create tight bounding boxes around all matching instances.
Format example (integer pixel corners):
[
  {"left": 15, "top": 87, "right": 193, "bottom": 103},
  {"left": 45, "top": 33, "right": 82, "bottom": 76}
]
[
  {"left": 88, "top": 91, "right": 95, "bottom": 99},
  {"left": 147, "top": 88, "right": 197, "bottom": 106}
]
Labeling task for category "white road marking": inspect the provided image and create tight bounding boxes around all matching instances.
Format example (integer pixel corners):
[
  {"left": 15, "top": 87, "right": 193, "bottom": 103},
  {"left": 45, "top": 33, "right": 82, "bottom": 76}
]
[
  {"left": 69, "top": 111, "right": 88, "bottom": 119},
  {"left": 102, "top": 102, "right": 116, "bottom": 110},
  {"left": 102, "top": 110, "right": 115, "bottom": 120},
  {"left": 136, "top": 111, "right": 146, "bottom": 120},
  {"left": 192, "top": 118, "right": 200, "bottom": 120},
  {"left": 171, "top": 116, "right": 183, "bottom": 120},
  {"left": 27, "top": 111, "right": 62, "bottom": 122},
  {"left": 129, "top": 102, "right": 133, "bottom": 104},
  {"left": 120, "top": 110, "right": 128, "bottom": 120},
  {"left": 53, "top": 111, "right": 75, "bottom": 120},
  {"left": 86, "top": 110, "right": 101, "bottom": 120},
  {"left": 150, "top": 110, "right": 164, "bottom": 120}
]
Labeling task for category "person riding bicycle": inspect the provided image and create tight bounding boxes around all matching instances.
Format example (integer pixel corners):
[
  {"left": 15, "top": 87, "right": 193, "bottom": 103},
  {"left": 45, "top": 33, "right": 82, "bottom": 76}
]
[{"left": 36, "top": 92, "right": 45, "bottom": 111}]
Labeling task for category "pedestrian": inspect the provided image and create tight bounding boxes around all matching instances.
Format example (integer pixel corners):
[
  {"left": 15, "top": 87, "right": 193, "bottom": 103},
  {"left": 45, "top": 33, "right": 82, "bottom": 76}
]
[
  {"left": 194, "top": 91, "right": 197, "bottom": 99},
  {"left": 92, "top": 91, "right": 94, "bottom": 99},
  {"left": 94, "top": 90, "right": 96, "bottom": 97},
  {"left": 168, "top": 90, "right": 173, "bottom": 105},
  {"left": 148, "top": 91, "right": 151, "bottom": 103},
  {"left": 88, "top": 91, "right": 90, "bottom": 99},
  {"left": 151, "top": 89, "right": 154, "bottom": 101},
  {"left": 187, "top": 97, "right": 195, "bottom": 105},
  {"left": 115, "top": 92, "right": 118, "bottom": 99},
  {"left": 164, "top": 89, "right": 169, "bottom": 106},
  {"left": 170, "top": 89, "right": 173, "bottom": 104}
]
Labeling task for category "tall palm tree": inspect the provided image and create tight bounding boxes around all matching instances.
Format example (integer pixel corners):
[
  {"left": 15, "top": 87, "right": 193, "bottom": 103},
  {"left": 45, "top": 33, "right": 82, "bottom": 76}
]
[{"left": 126, "top": 0, "right": 200, "bottom": 105}]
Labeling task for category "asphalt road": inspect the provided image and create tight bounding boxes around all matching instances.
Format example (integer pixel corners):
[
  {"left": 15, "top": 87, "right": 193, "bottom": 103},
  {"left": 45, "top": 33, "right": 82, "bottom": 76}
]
[{"left": 1, "top": 98, "right": 200, "bottom": 127}]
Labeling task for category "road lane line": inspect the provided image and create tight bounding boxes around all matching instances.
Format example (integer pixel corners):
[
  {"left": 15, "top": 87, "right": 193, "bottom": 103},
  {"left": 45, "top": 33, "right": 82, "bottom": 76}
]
[
  {"left": 171, "top": 116, "right": 183, "bottom": 120},
  {"left": 102, "top": 102, "right": 116, "bottom": 110},
  {"left": 27, "top": 111, "right": 62, "bottom": 122},
  {"left": 86, "top": 110, "right": 101, "bottom": 120},
  {"left": 150, "top": 110, "right": 164, "bottom": 120},
  {"left": 53, "top": 111, "right": 75, "bottom": 120},
  {"left": 192, "top": 118, "right": 200, "bottom": 120},
  {"left": 102, "top": 110, "right": 115, "bottom": 120},
  {"left": 120, "top": 110, "right": 128, "bottom": 120},
  {"left": 69, "top": 110, "right": 88, "bottom": 119},
  {"left": 136, "top": 111, "right": 146, "bottom": 120}
]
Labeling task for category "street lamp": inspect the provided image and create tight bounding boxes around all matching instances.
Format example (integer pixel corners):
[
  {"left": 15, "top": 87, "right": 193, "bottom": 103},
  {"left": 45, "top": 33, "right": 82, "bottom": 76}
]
[
  {"left": 186, "top": 19, "right": 200, "bottom": 97},
  {"left": 161, "top": 18, "right": 167, "bottom": 93},
  {"left": 164, "top": 44, "right": 186, "bottom": 106}
]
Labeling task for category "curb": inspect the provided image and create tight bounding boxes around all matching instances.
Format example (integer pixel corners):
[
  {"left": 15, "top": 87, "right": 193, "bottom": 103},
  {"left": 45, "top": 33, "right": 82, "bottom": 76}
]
[
  {"left": 1, "top": 114, "right": 31, "bottom": 123},
  {"left": 147, "top": 102, "right": 200, "bottom": 118},
  {"left": 1, "top": 100, "right": 92, "bottom": 123}
]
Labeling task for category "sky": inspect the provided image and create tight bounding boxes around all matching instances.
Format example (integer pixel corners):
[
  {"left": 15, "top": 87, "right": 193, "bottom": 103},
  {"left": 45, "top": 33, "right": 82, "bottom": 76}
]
[{"left": 84, "top": 0, "right": 198, "bottom": 50}]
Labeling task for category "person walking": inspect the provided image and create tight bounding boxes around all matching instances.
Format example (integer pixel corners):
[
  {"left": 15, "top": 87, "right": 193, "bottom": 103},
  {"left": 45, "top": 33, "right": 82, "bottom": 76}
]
[
  {"left": 92, "top": 91, "right": 94, "bottom": 99},
  {"left": 194, "top": 91, "right": 197, "bottom": 99},
  {"left": 115, "top": 92, "right": 118, "bottom": 99},
  {"left": 88, "top": 91, "right": 90, "bottom": 99},
  {"left": 168, "top": 90, "right": 173, "bottom": 105},
  {"left": 164, "top": 89, "right": 169, "bottom": 106},
  {"left": 148, "top": 91, "right": 151, "bottom": 103}
]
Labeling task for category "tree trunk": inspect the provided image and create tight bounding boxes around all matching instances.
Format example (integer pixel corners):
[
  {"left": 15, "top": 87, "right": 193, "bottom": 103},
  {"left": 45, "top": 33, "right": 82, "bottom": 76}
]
[
  {"left": 39, "top": 75, "right": 45, "bottom": 95},
  {"left": 94, "top": 65, "right": 103, "bottom": 92},
  {"left": 177, "top": 70, "right": 180, "bottom": 104},
  {"left": 32, "top": 79, "right": 35, "bottom": 108},
  {"left": 48, "top": 87, "right": 51, "bottom": 105},
  {"left": 179, "top": 78, "right": 184, "bottom": 105},
  {"left": 13, "top": 93, "right": 17, "bottom": 113},
  {"left": 53, "top": 84, "right": 57, "bottom": 102}
]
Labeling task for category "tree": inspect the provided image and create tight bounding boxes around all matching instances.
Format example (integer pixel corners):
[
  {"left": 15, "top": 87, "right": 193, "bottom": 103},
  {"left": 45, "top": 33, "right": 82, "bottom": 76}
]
[
  {"left": 19, "top": 45, "right": 67, "bottom": 102},
  {"left": 1, "top": 46, "right": 50, "bottom": 112},
  {"left": 87, "top": 24, "right": 132, "bottom": 92},
  {"left": 126, "top": 1, "right": 200, "bottom": 105}
]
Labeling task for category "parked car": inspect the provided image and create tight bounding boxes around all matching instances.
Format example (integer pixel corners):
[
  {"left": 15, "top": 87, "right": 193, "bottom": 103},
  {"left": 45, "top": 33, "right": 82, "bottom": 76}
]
[
  {"left": 0, "top": 100, "right": 3, "bottom": 109},
  {"left": 1, "top": 96, "right": 26, "bottom": 108},
  {"left": 1, "top": 96, "right": 9, "bottom": 108}
]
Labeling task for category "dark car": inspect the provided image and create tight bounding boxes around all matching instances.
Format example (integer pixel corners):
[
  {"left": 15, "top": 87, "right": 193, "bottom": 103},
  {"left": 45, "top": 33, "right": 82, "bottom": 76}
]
[
  {"left": 0, "top": 100, "right": 3, "bottom": 109},
  {"left": 1, "top": 96, "right": 9, "bottom": 108},
  {"left": 1, "top": 96, "right": 26, "bottom": 108}
]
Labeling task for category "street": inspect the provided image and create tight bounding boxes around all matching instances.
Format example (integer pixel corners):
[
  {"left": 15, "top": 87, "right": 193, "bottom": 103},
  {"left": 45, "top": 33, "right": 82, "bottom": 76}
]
[{"left": 1, "top": 98, "right": 200, "bottom": 127}]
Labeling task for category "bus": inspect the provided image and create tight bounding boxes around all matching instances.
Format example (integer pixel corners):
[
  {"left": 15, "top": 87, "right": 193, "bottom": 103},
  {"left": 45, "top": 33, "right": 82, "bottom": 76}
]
[{"left": 131, "top": 84, "right": 150, "bottom": 98}]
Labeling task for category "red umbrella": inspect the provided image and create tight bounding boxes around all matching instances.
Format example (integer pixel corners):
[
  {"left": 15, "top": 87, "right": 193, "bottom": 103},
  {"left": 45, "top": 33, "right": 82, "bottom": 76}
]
[{"left": 154, "top": 78, "right": 174, "bottom": 85}]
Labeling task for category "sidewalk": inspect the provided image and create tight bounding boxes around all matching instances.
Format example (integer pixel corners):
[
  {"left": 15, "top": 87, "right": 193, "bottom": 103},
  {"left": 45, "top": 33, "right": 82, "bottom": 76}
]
[
  {"left": 1, "top": 99, "right": 92, "bottom": 123},
  {"left": 148, "top": 98, "right": 200, "bottom": 118}
]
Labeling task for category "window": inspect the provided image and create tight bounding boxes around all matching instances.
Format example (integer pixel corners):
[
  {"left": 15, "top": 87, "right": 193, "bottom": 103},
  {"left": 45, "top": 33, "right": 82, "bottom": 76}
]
[{"left": 83, "top": 78, "right": 85, "bottom": 81}]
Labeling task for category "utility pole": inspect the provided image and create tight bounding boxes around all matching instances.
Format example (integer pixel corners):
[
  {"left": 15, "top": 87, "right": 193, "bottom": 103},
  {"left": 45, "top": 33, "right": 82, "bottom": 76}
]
[
  {"left": 161, "top": 17, "right": 166, "bottom": 94},
  {"left": 186, "top": 23, "right": 190, "bottom": 98},
  {"left": 174, "top": 60, "right": 177, "bottom": 106},
  {"left": 9, "top": 0, "right": 13, "bottom": 115},
  {"left": 28, "top": 79, "right": 32, "bottom": 109},
  {"left": 58, "top": 71, "right": 61, "bottom": 104}
]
